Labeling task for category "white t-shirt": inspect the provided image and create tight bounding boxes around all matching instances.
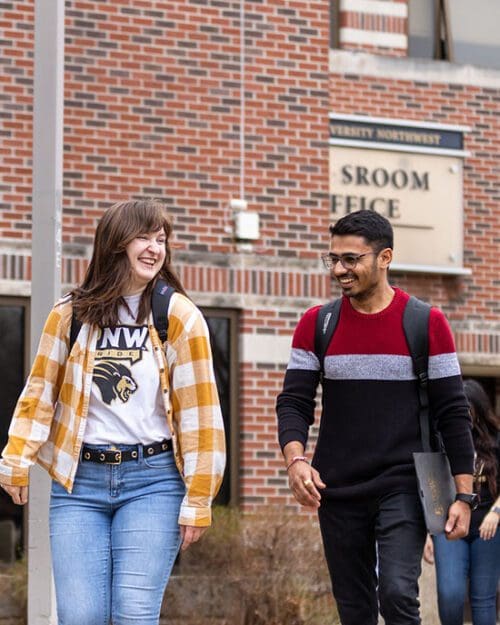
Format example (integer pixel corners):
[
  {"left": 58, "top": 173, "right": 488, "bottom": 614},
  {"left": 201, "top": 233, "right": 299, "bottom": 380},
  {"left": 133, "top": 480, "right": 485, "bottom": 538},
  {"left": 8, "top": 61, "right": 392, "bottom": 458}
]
[{"left": 83, "top": 293, "right": 171, "bottom": 445}]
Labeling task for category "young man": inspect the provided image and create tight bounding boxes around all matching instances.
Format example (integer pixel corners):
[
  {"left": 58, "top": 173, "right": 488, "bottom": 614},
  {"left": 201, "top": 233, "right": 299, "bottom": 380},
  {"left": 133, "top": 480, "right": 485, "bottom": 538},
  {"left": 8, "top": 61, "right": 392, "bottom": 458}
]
[{"left": 276, "top": 210, "right": 475, "bottom": 625}]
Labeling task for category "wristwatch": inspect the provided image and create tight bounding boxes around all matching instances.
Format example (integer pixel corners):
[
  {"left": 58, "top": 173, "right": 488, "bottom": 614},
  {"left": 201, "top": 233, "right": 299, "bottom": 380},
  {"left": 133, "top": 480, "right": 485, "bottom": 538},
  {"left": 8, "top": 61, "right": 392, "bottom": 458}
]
[
  {"left": 455, "top": 493, "right": 479, "bottom": 510},
  {"left": 491, "top": 505, "right": 500, "bottom": 516}
]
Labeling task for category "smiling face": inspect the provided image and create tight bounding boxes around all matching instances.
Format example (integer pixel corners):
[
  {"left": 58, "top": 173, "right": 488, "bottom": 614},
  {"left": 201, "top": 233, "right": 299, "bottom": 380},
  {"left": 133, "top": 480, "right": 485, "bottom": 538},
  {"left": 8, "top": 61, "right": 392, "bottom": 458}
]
[
  {"left": 125, "top": 228, "right": 166, "bottom": 294},
  {"left": 329, "top": 234, "right": 392, "bottom": 303}
]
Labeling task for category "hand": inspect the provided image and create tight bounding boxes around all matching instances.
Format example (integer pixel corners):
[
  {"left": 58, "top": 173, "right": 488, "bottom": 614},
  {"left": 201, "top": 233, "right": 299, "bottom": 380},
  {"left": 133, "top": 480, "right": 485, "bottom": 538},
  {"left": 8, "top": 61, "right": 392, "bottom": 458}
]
[
  {"left": 444, "top": 500, "right": 471, "bottom": 540},
  {"left": 287, "top": 461, "right": 326, "bottom": 509},
  {"left": 179, "top": 525, "right": 208, "bottom": 551},
  {"left": 0, "top": 483, "right": 28, "bottom": 505},
  {"left": 423, "top": 534, "right": 434, "bottom": 564},
  {"left": 479, "top": 511, "right": 499, "bottom": 541}
]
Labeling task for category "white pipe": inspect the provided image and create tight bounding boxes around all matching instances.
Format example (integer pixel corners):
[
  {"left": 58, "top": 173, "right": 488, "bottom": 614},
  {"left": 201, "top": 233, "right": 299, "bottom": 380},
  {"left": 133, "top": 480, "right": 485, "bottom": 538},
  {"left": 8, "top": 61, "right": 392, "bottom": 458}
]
[{"left": 239, "top": 0, "right": 245, "bottom": 200}]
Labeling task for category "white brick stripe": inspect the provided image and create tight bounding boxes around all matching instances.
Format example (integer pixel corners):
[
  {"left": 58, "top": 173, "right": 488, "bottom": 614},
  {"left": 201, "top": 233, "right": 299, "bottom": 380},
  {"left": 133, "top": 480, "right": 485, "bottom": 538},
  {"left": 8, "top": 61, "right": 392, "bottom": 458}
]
[
  {"left": 340, "top": 28, "right": 407, "bottom": 48},
  {"left": 341, "top": 0, "right": 408, "bottom": 17}
]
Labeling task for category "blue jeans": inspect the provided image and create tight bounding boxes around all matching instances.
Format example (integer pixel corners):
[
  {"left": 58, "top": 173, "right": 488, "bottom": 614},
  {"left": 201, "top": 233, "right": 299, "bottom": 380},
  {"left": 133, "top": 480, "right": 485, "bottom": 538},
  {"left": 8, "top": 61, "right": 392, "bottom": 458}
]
[
  {"left": 49, "top": 445, "right": 185, "bottom": 625},
  {"left": 433, "top": 529, "right": 500, "bottom": 625}
]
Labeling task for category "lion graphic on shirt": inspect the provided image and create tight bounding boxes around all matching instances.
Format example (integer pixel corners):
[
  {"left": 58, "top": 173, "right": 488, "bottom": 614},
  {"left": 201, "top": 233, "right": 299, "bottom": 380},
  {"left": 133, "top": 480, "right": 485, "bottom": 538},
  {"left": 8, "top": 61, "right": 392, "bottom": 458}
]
[{"left": 92, "top": 360, "right": 138, "bottom": 405}]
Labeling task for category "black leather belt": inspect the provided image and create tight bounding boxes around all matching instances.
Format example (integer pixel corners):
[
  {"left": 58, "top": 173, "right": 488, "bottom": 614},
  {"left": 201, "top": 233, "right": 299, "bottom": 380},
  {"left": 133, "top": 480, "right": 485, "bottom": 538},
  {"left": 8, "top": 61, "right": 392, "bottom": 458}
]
[{"left": 81, "top": 439, "right": 173, "bottom": 465}]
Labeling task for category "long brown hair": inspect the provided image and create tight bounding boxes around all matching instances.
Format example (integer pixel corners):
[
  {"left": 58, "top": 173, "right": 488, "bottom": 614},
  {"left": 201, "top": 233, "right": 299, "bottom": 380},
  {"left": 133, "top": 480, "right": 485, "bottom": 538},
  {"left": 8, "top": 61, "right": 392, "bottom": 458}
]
[
  {"left": 464, "top": 379, "right": 499, "bottom": 499},
  {"left": 71, "top": 199, "right": 187, "bottom": 327}
]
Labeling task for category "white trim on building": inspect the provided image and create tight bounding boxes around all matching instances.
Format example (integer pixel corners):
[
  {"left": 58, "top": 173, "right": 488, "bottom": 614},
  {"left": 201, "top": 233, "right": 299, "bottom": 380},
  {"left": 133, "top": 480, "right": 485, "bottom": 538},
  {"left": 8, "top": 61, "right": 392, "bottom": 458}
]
[{"left": 330, "top": 50, "right": 500, "bottom": 87}]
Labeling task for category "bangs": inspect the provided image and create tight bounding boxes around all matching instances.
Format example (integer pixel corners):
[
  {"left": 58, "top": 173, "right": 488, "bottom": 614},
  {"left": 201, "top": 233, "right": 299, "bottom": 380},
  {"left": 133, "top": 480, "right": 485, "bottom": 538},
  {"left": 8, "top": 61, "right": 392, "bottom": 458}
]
[
  {"left": 106, "top": 199, "right": 172, "bottom": 250},
  {"left": 134, "top": 200, "right": 170, "bottom": 234}
]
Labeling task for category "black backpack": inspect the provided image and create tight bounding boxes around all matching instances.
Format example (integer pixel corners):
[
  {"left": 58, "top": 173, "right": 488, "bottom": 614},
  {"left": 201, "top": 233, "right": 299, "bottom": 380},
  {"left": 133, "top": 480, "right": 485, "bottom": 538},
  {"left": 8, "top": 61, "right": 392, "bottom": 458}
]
[
  {"left": 69, "top": 279, "right": 176, "bottom": 351},
  {"left": 314, "top": 295, "right": 433, "bottom": 447}
]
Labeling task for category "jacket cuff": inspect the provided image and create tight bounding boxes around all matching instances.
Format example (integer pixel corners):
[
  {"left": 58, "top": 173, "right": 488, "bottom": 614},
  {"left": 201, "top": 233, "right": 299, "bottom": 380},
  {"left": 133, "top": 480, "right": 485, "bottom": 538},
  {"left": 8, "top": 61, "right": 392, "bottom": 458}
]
[
  {"left": 178, "top": 501, "right": 212, "bottom": 527},
  {"left": 0, "top": 462, "right": 29, "bottom": 487}
]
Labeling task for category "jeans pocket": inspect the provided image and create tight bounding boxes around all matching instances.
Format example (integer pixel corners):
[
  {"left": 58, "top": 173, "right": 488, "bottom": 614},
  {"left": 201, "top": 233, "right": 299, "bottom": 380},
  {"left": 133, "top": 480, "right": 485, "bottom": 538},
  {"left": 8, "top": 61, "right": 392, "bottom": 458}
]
[{"left": 143, "top": 450, "right": 175, "bottom": 469}]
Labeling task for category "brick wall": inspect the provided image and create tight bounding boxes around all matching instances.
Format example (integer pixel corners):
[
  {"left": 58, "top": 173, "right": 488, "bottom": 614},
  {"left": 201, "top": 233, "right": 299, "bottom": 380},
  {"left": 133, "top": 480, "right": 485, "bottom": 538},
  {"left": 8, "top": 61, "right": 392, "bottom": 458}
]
[
  {"left": 0, "top": 0, "right": 331, "bottom": 511},
  {"left": 0, "top": 1, "right": 33, "bottom": 243},
  {"left": 62, "top": 0, "right": 331, "bottom": 260}
]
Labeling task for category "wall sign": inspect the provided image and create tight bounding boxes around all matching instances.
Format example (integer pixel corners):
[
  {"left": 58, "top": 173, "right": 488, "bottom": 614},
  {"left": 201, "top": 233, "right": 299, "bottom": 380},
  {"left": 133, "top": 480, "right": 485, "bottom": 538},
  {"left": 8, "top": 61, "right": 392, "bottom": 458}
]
[{"left": 329, "top": 114, "right": 470, "bottom": 275}]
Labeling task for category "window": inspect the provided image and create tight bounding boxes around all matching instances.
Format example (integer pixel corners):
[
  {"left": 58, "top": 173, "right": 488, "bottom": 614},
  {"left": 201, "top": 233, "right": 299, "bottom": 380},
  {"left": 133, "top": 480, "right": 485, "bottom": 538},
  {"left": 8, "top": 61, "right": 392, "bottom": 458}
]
[
  {"left": 448, "top": 0, "right": 500, "bottom": 70},
  {"left": 409, "top": 0, "right": 500, "bottom": 70},
  {"left": 408, "top": 0, "right": 440, "bottom": 59},
  {"left": 0, "top": 299, "right": 29, "bottom": 561},
  {"left": 202, "top": 309, "right": 239, "bottom": 506},
  {"left": 408, "top": 0, "right": 454, "bottom": 61}
]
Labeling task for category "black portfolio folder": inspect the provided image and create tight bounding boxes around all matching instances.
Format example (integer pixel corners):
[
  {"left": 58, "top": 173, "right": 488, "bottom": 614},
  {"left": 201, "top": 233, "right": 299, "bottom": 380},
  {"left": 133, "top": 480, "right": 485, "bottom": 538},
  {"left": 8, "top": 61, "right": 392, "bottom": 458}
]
[{"left": 413, "top": 451, "right": 456, "bottom": 535}]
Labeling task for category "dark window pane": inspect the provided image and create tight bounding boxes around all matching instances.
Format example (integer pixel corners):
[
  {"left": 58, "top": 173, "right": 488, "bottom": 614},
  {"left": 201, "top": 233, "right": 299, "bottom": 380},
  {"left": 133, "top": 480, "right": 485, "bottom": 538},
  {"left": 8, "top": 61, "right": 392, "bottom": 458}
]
[
  {"left": 0, "top": 307, "right": 25, "bottom": 449},
  {"left": 205, "top": 316, "right": 231, "bottom": 505},
  {"left": 0, "top": 305, "right": 26, "bottom": 551}
]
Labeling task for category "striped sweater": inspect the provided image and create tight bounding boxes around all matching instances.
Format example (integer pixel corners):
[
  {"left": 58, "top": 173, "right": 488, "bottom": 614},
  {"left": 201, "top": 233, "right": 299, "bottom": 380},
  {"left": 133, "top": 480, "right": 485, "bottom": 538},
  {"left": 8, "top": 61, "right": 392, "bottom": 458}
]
[{"left": 277, "top": 288, "right": 474, "bottom": 499}]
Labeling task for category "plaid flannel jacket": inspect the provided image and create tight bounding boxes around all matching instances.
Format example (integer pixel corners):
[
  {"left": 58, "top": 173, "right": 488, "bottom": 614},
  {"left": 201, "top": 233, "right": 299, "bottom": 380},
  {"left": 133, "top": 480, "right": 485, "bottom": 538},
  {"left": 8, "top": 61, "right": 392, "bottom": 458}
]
[{"left": 0, "top": 292, "right": 226, "bottom": 527}]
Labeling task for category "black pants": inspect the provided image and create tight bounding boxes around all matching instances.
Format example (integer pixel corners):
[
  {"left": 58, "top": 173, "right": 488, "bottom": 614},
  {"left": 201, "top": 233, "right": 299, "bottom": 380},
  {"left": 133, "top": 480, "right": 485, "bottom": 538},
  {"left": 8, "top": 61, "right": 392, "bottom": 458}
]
[{"left": 318, "top": 492, "right": 427, "bottom": 625}]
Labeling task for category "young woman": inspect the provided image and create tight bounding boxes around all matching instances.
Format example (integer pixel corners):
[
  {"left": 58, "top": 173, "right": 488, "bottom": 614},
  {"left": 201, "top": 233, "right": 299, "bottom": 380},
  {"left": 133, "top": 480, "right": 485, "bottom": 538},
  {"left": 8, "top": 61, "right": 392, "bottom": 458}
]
[
  {"left": 0, "top": 199, "right": 226, "bottom": 625},
  {"left": 425, "top": 379, "right": 500, "bottom": 625}
]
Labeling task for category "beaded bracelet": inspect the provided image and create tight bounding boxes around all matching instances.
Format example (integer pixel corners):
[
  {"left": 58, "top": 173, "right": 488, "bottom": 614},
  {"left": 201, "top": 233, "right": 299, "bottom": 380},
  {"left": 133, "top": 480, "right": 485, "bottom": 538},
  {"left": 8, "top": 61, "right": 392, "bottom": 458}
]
[{"left": 286, "top": 455, "right": 308, "bottom": 471}]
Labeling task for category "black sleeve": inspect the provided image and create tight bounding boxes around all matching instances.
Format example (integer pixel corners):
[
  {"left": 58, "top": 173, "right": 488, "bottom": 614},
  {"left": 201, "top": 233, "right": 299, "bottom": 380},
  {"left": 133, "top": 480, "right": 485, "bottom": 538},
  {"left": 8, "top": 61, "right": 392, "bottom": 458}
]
[
  {"left": 276, "top": 369, "right": 319, "bottom": 451},
  {"left": 429, "top": 375, "right": 474, "bottom": 475}
]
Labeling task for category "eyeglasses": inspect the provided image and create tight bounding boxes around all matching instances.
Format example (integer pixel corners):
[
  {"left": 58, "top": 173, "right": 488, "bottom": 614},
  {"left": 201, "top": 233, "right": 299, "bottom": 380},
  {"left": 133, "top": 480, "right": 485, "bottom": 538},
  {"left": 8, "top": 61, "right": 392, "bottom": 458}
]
[{"left": 321, "top": 252, "right": 377, "bottom": 271}]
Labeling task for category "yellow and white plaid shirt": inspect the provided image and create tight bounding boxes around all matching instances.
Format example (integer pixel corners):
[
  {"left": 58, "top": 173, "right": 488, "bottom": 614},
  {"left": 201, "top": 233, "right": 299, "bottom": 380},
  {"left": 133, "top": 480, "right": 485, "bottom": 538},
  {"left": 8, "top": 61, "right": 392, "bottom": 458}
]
[{"left": 0, "top": 292, "right": 226, "bottom": 527}]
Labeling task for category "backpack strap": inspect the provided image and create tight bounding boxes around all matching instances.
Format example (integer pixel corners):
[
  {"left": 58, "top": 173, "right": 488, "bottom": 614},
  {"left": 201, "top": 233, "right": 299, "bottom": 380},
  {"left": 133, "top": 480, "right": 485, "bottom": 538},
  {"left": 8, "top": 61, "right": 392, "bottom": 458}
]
[
  {"left": 314, "top": 298, "right": 342, "bottom": 381},
  {"left": 69, "top": 310, "right": 82, "bottom": 353},
  {"left": 68, "top": 280, "right": 176, "bottom": 352},
  {"left": 403, "top": 296, "right": 432, "bottom": 452},
  {"left": 151, "top": 279, "right": 175, "bottom": 344}
]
